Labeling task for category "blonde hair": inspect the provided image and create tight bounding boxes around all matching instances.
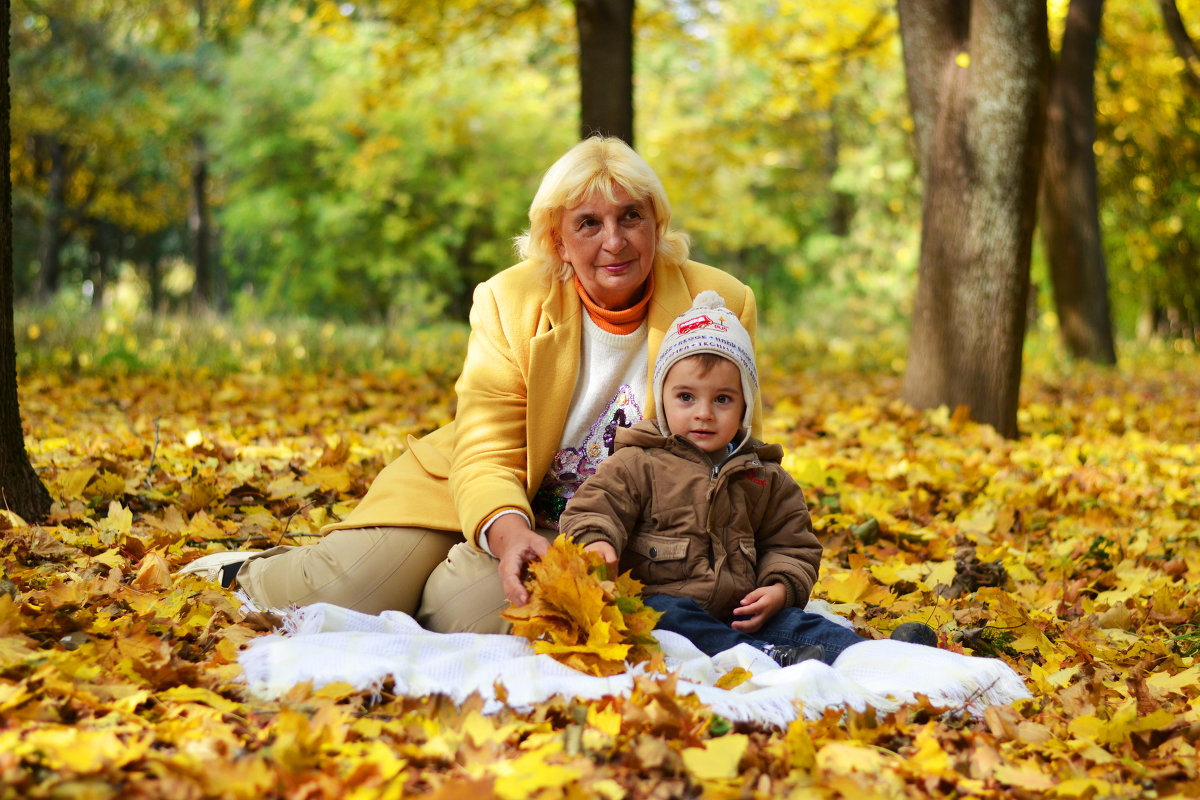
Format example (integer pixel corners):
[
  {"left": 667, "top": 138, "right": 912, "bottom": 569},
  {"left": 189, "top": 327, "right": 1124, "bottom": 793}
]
[{"left": 515, "top": 136, "right": 690, "bottom": 283}]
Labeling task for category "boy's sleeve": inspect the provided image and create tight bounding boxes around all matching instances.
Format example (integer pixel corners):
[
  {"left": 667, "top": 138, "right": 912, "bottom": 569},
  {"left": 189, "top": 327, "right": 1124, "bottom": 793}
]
[
  {"left": 753, "top": 470, "right": 822, "bottom": 607},
  {"left": 558, "top": 455, "right": 645, "bottom": 556}
]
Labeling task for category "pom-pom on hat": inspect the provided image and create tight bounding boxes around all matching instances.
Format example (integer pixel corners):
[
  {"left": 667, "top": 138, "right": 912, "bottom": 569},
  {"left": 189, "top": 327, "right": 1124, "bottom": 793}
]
[{"left": 653, "top": 291, "right": 758, "bottom": 434}]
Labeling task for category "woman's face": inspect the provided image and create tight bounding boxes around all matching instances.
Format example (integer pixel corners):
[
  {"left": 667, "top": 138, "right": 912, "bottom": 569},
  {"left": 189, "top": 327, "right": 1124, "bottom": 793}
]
[{"left": 555, "top": 185, "right": 658, "bottom": 310}]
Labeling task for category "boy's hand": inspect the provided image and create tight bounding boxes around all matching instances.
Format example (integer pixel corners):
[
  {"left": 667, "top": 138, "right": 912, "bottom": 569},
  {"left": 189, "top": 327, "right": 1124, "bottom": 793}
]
[
  {"left": 731, "top": 584, "right": 787, "bottom": 632},
  {"left": 583, "top": 541, "right": 619, "bottom": 572}
]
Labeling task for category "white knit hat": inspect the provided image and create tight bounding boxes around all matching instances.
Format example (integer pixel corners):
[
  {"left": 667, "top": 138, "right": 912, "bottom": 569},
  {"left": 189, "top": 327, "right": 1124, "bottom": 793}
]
[{"left": 653, "top": 290, "right": 758, "bottom": 434}]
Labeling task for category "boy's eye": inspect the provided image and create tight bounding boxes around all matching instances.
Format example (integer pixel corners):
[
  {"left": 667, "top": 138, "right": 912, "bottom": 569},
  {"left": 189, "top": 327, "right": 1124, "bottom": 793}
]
[
  {"left": 716, "top": 395, "right": 732, "bottom": 404},
  {"left": 677, "top": 392, "right": 693, "bottom": 402}
]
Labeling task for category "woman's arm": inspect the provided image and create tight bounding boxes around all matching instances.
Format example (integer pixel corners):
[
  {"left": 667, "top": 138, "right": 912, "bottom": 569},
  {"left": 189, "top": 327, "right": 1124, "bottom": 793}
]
[{"left": 449, "top": 281, "right": 536, "bottom": 546}]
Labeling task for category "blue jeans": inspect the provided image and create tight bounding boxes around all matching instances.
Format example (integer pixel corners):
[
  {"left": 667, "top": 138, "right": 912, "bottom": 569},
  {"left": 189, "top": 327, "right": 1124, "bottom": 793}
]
[{"left": 646, "top": 594, "right": 866, "bottom": 665}]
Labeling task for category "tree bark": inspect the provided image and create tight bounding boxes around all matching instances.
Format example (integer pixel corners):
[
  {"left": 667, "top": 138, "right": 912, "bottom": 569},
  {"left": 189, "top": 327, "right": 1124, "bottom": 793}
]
[
  {"left": 190, "top": 131, "right": 212, "bottom": 311},
  {"left": 898, "top": 0, "right": 1049, "bottom": 439},
  {"left": 1040, "top": 0, "right": 1116, "bottom": 364},
  {"left": 35, "top": 135, "right": 67, "bottom": 302},
  {"left": 1, "top": 0, "right": 53, "bottom": 522},
  {"left": 575, "top": 0, "right": 635, "bottom": 146},
  {"left": 1158, "top": 0, "right": 1200, "bottom": 91}
]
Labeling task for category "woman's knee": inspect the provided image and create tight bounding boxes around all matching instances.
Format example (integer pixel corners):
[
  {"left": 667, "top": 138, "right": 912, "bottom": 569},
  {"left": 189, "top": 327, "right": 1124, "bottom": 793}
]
[
  {"left": 417, "top": 541, "right": 510, "bottom": 633},
  {"left": 238, "top": 526, "right": 459, "bottom": 615}
]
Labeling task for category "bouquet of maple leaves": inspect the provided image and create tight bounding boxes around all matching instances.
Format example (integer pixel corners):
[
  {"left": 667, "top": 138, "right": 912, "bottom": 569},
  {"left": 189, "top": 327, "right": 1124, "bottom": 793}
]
[{"left": 503, "top": 536, "right": 665, "bottom": 677}]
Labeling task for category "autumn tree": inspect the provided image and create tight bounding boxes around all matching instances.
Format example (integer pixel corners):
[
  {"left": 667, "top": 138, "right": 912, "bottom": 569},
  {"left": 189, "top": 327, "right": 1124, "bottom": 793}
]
[
  {"left": 897, "top": 0, "right": 1049, "bottom": 439},
  {"left": 1040, "top": 0, "right": 1116, "bottom": 364},
  {"left": 1, "top": 0, "right": 52, "bottom": 522}
]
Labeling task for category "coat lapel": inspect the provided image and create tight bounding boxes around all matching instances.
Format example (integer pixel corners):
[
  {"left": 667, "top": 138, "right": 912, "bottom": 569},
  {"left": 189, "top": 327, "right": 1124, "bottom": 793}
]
[{"left": 526, "top": 280, "right": 581, "bottom": 496}]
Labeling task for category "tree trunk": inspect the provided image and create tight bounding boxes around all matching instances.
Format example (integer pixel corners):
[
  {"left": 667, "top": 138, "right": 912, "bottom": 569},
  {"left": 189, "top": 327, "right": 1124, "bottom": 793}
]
[
  {"left": 1158, "top": 0, "right": 1200, "bottom": 91},
  {"left": 575, "top": 0, "right": 635, "bottom": 146},
  {"left": 824, "top": 103, "right": 852, "bottom": 237},
  {"left": 1, "top": 0, "right": 53, "bottom": 522},
  {"left": 190, "top": 131, "right": 212, "bottom": 311},
  {"left": 1040, "top": 0, "right": 1116, "bottom": 364},
  {"left": 35, "top": 135, "right": 67, "bottom": 303},
  {"left": 898, "top": 0, "right": 1049, "bottom": 439},
  {"left": 87, "top": 221, "right": 113, "bottom": 309}
]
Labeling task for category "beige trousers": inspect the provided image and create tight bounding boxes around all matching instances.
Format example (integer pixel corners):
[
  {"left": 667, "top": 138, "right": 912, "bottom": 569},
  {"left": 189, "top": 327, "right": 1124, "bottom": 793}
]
[
  {"left": 235, "top": 527, "right": 459, "bottom": 618},
  {"left": 416, "top": 527, "right": 558, "bottom": 633},
  {"left": 235, "top": 526, "right": 556, "bottom": 634}
]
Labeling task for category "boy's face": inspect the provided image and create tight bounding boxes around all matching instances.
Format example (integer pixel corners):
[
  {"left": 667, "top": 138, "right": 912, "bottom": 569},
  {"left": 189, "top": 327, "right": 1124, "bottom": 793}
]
[{"left": 662, "top": 356, "right": 746, "bottom": 454}]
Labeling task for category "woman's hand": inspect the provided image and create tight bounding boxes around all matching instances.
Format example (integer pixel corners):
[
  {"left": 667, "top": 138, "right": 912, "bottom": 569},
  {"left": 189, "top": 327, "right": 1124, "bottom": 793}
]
[
  {"left": 583, "top": 541, "right": 619, "bottom": 573},
  {"left": 730, "top": 584, "right": 787, "bottom": 633},
  {"left": 489, "top": 515, "right": 550, "bottom": 607}
]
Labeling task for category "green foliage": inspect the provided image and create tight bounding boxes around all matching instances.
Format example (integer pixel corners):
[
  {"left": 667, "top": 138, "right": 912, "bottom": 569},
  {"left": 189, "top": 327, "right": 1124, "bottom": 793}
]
[
  {"left": 14, "top": 301, "right": 469, "bottom": 377},
  {"left": 214, "top": 6, "right": 576, "bottom": 321},
  {"left": 10, "top": 0, "right": 1200, "bottom": 349},
  {"left": 1093, "top": 0, "right": 1200, "bottom": 337}
]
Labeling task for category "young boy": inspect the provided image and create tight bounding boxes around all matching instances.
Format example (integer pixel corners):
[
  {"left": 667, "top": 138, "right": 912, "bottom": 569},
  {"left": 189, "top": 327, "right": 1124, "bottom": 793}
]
[{"left": 559, "top": 292, "right": 908, "bottom": 667}]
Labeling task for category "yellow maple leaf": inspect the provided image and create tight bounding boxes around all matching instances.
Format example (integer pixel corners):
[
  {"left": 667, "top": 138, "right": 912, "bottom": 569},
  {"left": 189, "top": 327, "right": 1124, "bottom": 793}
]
[
  {"left": 681, "top": 733, "right": 749, "bottom": 780},
  {"left": 715, "top": 667, "right": 752, "bottom": 690}
]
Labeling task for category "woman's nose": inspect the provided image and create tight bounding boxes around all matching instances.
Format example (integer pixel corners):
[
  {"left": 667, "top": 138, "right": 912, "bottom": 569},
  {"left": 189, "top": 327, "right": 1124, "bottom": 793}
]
[{"left": 602, "top": 221, "right": 625, "bottom": 252}]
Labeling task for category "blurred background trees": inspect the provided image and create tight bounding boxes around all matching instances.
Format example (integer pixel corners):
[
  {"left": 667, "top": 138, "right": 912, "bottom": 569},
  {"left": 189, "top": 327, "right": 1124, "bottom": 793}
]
[{"left": 9, "top": 0, "right": 1200, "bottom": 347}]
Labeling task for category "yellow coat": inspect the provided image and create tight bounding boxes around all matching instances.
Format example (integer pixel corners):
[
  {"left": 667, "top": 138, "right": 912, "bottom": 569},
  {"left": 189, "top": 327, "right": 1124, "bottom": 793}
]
[{"left": 324, "top": 258, "right": 760, "bottom": 545}]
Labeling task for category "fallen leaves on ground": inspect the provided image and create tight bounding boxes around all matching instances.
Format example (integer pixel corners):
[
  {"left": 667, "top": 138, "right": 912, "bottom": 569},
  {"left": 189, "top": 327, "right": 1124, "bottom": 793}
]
[{"left": 2, "top": 350, "right": 1198, "bottom": 798}]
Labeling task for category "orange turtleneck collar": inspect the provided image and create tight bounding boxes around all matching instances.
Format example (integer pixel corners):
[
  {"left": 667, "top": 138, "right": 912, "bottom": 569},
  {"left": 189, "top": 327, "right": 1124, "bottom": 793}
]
[{"left": 573, "top": 273, "right": 654, "bottom": 335}]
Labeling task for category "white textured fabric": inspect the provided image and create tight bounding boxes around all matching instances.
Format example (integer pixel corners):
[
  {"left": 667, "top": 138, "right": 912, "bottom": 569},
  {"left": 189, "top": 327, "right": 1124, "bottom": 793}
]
[
  {"left": 561, "top": 315, "right": 649, "bottom": 448},
  {"left": 237, "top": 603, "right": 1031, "bottom": 728}
]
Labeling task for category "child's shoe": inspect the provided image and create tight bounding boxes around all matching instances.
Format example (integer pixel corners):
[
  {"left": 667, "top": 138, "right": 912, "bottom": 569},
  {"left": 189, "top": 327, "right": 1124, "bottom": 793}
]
[
  {"left": 890, "top": 622, "right": 938, "bottom": 647},
  {"left": 763, "top": 643, "right": 825, "bottom": 667}
]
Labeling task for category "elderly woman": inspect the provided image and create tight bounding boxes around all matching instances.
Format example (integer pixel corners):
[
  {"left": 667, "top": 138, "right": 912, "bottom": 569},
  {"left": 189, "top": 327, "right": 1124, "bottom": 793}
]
[{"left": 181, "top": 136, "right": 760, "bottom": 634}]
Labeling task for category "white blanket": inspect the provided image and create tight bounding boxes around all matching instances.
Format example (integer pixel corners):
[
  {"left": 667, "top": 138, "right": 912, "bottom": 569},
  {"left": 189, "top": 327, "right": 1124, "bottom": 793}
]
[{"left": 237, "top": 601, "right": 1031, "bottom": 728}]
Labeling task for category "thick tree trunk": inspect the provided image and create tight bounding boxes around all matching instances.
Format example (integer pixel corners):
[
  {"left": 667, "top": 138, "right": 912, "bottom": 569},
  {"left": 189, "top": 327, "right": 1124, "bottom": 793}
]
[
  {"left": 1040, "top": 0, "right": 1116, "bottom": 364},
  {"left": 898, "top": 0, "right": 1049, "bottom": 439},
  {"left": 575, "top": 0, "right": 635, "bottom": 146},
  {"left": 1, "top": 0, "right": 53, "bottom": 522}
]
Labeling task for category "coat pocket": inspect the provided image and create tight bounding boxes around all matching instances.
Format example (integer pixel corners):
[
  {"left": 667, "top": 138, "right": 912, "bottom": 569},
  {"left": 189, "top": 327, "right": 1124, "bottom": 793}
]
[
  {"left": 628, "top": 534, "right": 688, "bottom": 562},
  {"left": 407, "top": 434, "right": 451, "bottom": 479}
]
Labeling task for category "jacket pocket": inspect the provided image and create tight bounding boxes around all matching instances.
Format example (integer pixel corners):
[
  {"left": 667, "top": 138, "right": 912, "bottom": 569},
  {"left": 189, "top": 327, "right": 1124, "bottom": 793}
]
[
  {"left": 628, "top": 534, "right": 688, "bottom": 562},
  {"left": 407, "top": 434, "right": 451, "bottom": 479},
  {"left": 736, "top": 539, "right": 757, "bottom": 562}
]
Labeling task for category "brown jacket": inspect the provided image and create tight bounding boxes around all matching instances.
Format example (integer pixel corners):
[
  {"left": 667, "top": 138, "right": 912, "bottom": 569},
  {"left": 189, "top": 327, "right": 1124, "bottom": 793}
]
[{"left": 560, "top": 419, "right": 822, "bottom": 619}]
